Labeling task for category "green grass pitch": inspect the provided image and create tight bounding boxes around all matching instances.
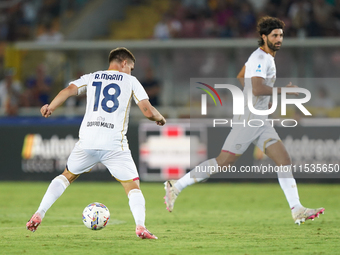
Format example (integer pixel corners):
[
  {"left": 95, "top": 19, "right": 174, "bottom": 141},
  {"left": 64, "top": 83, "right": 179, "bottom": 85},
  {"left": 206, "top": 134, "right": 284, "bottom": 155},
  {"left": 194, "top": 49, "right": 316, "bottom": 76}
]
[{"left": 1, "top": 181, "right": 339, "bottom": 255}]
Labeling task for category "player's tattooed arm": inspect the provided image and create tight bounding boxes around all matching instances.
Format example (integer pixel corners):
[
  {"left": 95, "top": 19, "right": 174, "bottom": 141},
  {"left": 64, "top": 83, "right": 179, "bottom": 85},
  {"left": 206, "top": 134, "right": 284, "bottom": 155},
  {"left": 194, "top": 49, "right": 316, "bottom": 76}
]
[{"left": 138, "top": 99, "right": 166, "bottom": 126}]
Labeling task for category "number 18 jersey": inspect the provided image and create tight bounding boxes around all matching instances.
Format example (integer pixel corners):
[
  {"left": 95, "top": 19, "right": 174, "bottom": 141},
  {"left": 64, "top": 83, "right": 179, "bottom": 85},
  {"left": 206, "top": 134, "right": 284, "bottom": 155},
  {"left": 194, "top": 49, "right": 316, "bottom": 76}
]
[{"left": 70, "top": 70, "right": 148, "bottom": 151}]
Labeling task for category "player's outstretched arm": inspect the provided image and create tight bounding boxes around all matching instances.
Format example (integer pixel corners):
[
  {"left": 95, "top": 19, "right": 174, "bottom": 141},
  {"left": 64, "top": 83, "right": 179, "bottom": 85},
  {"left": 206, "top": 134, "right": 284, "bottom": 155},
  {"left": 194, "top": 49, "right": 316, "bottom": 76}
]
[
  {"left": 137, "top": 99, "right": 166, "bottom": 126},
  {"left": 285, "top": 82, "right": 299, "bottom": 96},
  {"left": 251, "top": 77, "right": 276, "bottom": 96},
  {"left": 40, "top": 84, "right": 78, "bottom": 118},
  {"left": 252, "top": 77, "right": 300, "bottom": 97}
]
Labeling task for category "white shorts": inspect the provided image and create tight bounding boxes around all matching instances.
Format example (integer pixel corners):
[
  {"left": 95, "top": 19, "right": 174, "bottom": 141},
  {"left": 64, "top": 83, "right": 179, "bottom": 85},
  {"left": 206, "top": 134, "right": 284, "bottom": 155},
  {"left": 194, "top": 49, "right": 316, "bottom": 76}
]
[
  {"left": 67, "top": 142, "right": 139, "bottom": 182},
  {"left": 222, "top": 124, "right": 280, "bottom": 155}
]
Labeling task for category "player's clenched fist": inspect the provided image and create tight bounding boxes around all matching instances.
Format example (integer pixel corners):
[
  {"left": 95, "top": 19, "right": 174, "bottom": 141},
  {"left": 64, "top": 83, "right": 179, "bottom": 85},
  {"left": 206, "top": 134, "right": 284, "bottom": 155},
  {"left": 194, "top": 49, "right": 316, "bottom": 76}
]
[
  {"left": 285, "top": 82, "right": 299, "bottom": 96},
  {"left": 40, "top": 104, "right": 52, "bottom": 118},
  {"left": 156, "top": 117, "right": 166, "bottom": 126}
]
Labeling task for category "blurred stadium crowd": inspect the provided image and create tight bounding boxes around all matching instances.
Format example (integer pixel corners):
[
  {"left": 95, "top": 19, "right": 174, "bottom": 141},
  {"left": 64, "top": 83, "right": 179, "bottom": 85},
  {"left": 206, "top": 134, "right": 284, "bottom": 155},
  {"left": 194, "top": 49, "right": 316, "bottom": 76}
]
[
  {"left": 154, "top": 0, "right": 340, "bottom": 39},
  {"left": 1, "top": 0, "right": 340, "bottom": 41},
  {"left": 0, "top": 0, "right": 339, "bottom": 117},
  {"left": 0, "top": 0, "right": 88, "bottom": 42}
]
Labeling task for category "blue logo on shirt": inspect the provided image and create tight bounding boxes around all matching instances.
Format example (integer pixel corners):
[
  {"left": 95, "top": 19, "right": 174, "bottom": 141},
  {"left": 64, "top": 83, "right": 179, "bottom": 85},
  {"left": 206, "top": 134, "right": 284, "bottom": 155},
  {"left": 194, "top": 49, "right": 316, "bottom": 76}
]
[{"left": 256, "top": 64, "right": 261, "bottom": 72}]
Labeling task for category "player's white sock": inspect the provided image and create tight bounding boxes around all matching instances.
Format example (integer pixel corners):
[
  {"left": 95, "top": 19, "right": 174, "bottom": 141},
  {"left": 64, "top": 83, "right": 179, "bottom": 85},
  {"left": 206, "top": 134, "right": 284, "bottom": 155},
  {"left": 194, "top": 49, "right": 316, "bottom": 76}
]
[
  {"left": 128, "top": 189, "right": 145, "bottom": 227},
  {"left": 277, "top": 165, "right": 302, "bottom": 210},
  {"left": 36, "top": 175, "right": 70, "bottom": 219},
  {"left": 174, "top": 158, "right": 217, "bottom": 192}
]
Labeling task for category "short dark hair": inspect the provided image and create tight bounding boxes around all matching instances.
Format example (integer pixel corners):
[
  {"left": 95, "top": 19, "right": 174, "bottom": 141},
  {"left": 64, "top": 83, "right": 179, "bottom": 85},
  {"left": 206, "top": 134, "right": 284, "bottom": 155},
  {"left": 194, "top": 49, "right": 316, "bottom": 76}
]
[
  {"left": 257, "top": 16, "right": 285, "bottom": 46},
  {"left": 108, "top": 47, "right": 136, "bottom": 64}
]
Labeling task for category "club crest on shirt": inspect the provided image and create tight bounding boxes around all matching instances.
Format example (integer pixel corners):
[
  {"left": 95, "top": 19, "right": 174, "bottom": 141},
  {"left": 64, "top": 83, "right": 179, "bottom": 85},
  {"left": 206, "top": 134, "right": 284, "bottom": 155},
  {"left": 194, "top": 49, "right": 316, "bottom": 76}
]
[{"left": 235, "top": 144, "right": 242, "bottom": 150}]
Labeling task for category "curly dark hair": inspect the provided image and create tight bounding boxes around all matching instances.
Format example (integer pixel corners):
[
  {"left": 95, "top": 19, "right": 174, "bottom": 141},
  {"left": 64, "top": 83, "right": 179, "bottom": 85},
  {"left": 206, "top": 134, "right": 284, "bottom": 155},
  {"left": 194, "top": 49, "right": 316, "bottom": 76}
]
[{"left": 257, "top": 16, "right": 285, "bottom": 46}]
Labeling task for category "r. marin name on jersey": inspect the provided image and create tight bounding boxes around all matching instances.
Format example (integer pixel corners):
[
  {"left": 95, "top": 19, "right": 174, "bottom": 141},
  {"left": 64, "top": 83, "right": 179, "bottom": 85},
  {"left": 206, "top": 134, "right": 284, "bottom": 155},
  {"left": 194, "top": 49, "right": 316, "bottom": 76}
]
[
  {"left": 94, "top": 73, "right": 123, "bottom": 81},
  {"left": 72, "top": 69, "right": 149, "bottom": 151}
]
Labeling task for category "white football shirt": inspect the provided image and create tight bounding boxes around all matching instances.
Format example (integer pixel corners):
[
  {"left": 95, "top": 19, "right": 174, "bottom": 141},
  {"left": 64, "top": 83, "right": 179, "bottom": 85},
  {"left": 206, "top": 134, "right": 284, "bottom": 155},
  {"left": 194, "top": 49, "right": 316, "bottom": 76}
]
[
  {"left": 70, "top": 70, "right": 149, "bottom": 150},
  {"left": 235, "top": 47, "right": 276, "bottom": 122}
]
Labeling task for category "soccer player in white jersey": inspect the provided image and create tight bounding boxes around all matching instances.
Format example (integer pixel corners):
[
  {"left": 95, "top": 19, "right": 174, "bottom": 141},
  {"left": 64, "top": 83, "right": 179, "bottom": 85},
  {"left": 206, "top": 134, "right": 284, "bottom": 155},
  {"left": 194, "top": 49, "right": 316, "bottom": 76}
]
[
  {"left": 164, "top": 16, "right": 324, "bottom": 225},
  {"left": 26, "top": 47, "right": 166, "bottom": 239}
]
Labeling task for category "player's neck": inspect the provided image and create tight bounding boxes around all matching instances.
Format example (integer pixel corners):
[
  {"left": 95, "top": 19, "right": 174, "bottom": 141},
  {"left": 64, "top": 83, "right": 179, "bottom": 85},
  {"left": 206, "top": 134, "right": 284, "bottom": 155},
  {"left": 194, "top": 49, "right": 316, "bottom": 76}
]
[
  {"left": 260, "top": 46, "right": 276, "bottom": 57},
  {"left": 108, "top": 63, "right": 121, "bottom": 72}
]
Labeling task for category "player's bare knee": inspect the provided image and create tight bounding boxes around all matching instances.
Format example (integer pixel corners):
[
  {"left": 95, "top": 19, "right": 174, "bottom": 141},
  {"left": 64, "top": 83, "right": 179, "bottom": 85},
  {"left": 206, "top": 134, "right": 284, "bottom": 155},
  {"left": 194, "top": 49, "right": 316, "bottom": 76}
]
[
  {"left": 218, "top": 159, "right": 236, "bottom": 168},
  {"left": 216, "top": 153, "right": 238, "bottom": 167},
  {"left": 121, "top": 180, "right": 140, "bottom": 195},
  {"left": 61, "top": 168, "right": 79, "bottom": 183}
]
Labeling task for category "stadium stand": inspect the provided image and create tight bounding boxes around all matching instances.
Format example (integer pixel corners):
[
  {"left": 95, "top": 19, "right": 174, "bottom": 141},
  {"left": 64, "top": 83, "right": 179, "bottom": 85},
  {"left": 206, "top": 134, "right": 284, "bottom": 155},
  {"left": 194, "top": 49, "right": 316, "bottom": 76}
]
[{"left": 1, "top": 0, "right": 340, "bottom": 118}]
